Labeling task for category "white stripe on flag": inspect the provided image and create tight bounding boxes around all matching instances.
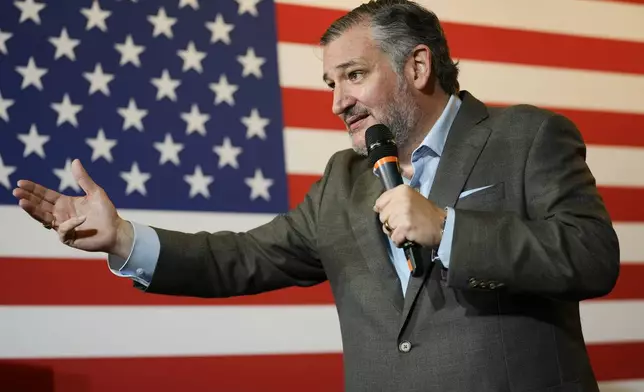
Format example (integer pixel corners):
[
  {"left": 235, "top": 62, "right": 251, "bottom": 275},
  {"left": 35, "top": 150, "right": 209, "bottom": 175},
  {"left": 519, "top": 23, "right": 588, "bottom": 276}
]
[
  {"left": 1, "top": 208, "right": 643, "bottom": 263},
  {"left": 598, "top": 379, "right": 644, "bottom": 392},
  {"left": 0, "top": 305, "right": 342, "bottom": 359},
  {"left": 277, "top": 43, "right": 644, "bottom": 115},
  {"left": 274, "top": 0, "right": 644, "bottom": 43},
  {"left": 284, "top": 127, "right": 644, "bottom": 189},
  {"left": 1, "top": 301, "right": 644, "bottom": 358}
]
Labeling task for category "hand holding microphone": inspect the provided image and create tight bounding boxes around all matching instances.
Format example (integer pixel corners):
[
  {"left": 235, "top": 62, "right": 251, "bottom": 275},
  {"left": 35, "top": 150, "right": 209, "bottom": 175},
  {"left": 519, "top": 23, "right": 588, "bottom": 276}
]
[{"left": 366, "top": 124, "right": 447, "bottom": 276}]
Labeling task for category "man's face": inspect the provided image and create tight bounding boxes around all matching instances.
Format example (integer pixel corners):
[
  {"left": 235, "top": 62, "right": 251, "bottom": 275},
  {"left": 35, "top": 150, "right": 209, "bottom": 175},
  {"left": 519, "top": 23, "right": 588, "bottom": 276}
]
[{"left": 322, "top": 25, "right": 419, "bottom": 156}]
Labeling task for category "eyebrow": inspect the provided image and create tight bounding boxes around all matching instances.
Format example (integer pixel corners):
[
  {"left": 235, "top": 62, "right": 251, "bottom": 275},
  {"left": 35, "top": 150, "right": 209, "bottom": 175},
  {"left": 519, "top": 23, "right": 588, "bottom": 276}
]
[{"left": 322, "top": 59, "right": 363, "bottom": 82}]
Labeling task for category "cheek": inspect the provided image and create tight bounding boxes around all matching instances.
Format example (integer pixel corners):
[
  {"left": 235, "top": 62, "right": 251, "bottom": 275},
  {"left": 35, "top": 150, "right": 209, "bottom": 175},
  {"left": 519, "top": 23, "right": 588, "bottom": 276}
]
[{"left": 357, "top": 84, "right": 388, "bottom": 115}]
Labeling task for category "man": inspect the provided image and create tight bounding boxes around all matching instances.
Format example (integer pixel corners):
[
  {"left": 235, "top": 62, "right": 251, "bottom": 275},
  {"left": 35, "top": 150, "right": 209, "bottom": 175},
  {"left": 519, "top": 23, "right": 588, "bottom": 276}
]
[{"left": 13, "top": 0, "right": 619, "bottom": 391}]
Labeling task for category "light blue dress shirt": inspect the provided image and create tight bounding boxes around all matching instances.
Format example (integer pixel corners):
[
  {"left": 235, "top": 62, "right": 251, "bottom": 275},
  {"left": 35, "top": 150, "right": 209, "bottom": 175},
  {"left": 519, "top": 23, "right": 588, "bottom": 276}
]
[
  {"left": 386, "top": 94, "right": 461, "bottom": 293},
  {"left": 107, "top": 95, "right": 462, "bottom": 296}
]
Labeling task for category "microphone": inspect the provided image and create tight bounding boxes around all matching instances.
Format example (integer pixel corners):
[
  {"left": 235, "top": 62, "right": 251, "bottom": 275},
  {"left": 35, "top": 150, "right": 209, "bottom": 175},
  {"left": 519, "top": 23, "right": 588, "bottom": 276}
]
[{"left": 366, "top": 124, "right": 424, "bottom": 277}]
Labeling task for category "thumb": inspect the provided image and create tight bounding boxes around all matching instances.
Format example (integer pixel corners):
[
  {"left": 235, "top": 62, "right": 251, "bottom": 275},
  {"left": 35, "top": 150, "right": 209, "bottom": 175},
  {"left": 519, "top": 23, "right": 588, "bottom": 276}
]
[{"left": 72, "top": 159, "right": 99, "bottom": 195}]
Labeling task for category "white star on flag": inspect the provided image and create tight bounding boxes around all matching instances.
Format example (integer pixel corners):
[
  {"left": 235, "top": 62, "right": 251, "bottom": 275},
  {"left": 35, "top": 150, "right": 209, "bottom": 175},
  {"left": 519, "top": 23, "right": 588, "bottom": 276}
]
[
  {"left": 235, "top": 0, "right": 262, "bottom": 17},
  {"left": 86, "top": 129, "right": 117, "bottom": 162},
  {"left": 213, "top": 137, "right": 242, "bottom": 169},
  {"left": 209, "top": 74, "right": 238, "bottom": 106},
  {"left": 118, "top": 98, "right": 148, "bottom": 131},
  {"left": 81, "top": 0, "right": 111, "bottom": 32},
  {"left": 153, "top": 133, "right": 184, "bottom": 165},
  {"left": 48, "top": 27, "right": 80, "bottom": 61},
  {"left": 53, "top": 158, "right": 80, "bottom": 192},
  {"left": 0, "top": 91, "right": 15, "bottom": 122},
  {"left": 178, "top": 41, "right": 206, "bottom": 73},
  {"left": 179, "top": 0, "right": 199, "bottom": 10},
  {"left": 51, "top": 94, "right": 83, "bottom": 127},
  {"left": 245, "top": 168, "right": 273, "bottom": 201},
  {"left": 14, "top": 0, "right": 46, "bottom": 25},
  {"left": 242, "top": 108, "right": 269, "bottom": 140},
  {"left": 184, "top": 165, "right": 214, "bottom": 199},
  {"left": 115, "top": 35, "right": 145, "bottom": 67},
  {"left": 206, "top": 14, "right": 234, "bottom": 45},
  {"left": 83, "top": 63, "right": 115, "bottom": 96},
  {"left": 17, "top": 124, "right": 50, "bottom": 158},
  {"left": 120, "top": 162, "right": 151, "bottom": 196},
  {"left": 0, "top": 153, "right": 17, "bottom": 190},
  {"left": 151, "top": 69, "right": 181, "bottom": 101},
  {"left": 148, "top": 7, "right": 177, "bottom": 39},
  {"left": 0, "top": 29, "right": 13, "bottom": 55},
  {"left": 181, "top": 103, "right": 210, "bottom": 136},
  {"left": 237, "top": 47, "right": 265, "bottom": 78},
  {"left": 15, "top": 57, "right": 48, "bottom": 90}
]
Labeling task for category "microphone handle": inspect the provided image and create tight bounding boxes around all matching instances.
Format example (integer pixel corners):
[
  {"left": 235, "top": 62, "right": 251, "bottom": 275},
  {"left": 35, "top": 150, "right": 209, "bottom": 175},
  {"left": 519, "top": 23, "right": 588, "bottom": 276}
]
[
  {"left": 403, "top": 241, "right": 424, "bottom": 277},
  {"left": 375, "top": 160, "right": 425, "bottom": 277}
]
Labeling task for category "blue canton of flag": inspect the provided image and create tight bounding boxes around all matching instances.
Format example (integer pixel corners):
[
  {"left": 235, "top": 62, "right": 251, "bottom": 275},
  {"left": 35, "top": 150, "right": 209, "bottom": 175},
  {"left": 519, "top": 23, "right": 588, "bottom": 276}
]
[{"left": 0, "top": 0, "right": 288, "bottom": 214}]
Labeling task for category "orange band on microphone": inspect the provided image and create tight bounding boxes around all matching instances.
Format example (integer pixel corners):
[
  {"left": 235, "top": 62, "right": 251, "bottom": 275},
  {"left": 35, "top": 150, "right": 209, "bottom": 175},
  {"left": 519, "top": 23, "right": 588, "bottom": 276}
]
[{"left": 374, "top": 156, "right": 398, "bottom": 170}]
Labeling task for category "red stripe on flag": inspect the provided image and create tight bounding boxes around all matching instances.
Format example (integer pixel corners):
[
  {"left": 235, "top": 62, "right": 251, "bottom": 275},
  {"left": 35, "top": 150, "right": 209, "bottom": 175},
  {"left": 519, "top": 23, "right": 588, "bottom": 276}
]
[
  {"left": 275, "top": 4, "right": 644, "bottom": 75},
  {"left": 597, "top": 186, "right": 644, "bottom": 222},
  {"left": 281, "top": 88, "right": 644, "bottom": 149},
  {"left": 281, "top": 88, "right": 343, "bottom": 131},
  {"left": 0, "top": 354, "right": 344, "bottom": 392},
  {"left": 1, "top": 256, "right": 641, "bottom": 305},
  {"left": 544, "top": 108, "right": 644, "bottom": 149},
  {"left": 601, "top": 263, "right": 644, "bottom": 300},
  {"left": 0, "top": 257, "right": 335, "bottom": 306},
  {"left": 288, "top": 174, "right": 644, "bottom": 224},
  {"left": 588, "top": 342, "right": 644, "bottom": 381},
  {"left": 599, "top": 0, "right": 644, "bottom": 4},
  {"left": 0, "top": 342, "right": 642, "bottom": 390},
  {"left": 288, "top": 173, "right": 321, "bottom": 209}
]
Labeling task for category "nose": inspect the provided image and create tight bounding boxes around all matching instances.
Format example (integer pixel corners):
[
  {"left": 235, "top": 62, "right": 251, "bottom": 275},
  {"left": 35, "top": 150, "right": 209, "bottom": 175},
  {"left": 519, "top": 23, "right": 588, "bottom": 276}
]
[{"left": 331, "top": 85, "right": 355, "bottom": 117}]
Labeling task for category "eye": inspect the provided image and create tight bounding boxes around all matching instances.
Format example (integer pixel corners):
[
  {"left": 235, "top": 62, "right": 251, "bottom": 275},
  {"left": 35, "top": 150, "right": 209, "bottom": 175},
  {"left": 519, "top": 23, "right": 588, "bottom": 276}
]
[
  {"left": 326, "top": 81, "right": 335, "bottom": 90},
  {"left": 348, "top": 70, "right": 364, "bottom": 81}
]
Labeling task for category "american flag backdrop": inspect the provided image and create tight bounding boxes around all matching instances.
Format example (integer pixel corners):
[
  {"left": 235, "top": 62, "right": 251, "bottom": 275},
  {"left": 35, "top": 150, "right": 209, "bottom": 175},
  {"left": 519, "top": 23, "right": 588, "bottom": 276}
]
[{"left": 0, "top": 0, "right": 643, "bottom": 390}]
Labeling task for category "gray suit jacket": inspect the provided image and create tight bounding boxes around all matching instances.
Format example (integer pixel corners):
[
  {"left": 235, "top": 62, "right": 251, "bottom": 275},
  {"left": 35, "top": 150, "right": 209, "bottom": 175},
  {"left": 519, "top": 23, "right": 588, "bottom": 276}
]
[{"left": 143, "top": 91, "right": 620, "bottom": 392}]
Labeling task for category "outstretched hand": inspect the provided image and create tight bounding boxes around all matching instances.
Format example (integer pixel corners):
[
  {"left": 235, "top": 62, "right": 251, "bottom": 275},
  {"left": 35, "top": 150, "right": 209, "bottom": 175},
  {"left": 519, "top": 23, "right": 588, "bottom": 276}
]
[{"left": 12, "top": 159, "right": 132, "bottom": 257}]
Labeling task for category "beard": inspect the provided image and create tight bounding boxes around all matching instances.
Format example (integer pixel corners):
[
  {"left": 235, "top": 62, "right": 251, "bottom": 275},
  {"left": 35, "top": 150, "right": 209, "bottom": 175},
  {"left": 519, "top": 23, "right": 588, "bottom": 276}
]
[{"left": 349, "top": 79, "right": 421, "bottom": 157}]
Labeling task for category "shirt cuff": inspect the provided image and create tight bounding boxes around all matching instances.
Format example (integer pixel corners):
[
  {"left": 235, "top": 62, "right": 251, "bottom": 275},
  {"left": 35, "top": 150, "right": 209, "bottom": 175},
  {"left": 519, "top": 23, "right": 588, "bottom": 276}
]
[
  {"left": 435, "top": 207, "right": 455, "bottom": 268},
  {"left": 106, "top": 221, "right": 160, "bottom": 287}
]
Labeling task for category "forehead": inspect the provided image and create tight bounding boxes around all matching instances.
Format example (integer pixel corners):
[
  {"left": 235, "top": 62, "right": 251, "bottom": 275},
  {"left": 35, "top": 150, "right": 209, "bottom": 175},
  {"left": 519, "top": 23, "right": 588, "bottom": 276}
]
[{"left": 322, "top": 25, "right": 381, "bottom": 76}]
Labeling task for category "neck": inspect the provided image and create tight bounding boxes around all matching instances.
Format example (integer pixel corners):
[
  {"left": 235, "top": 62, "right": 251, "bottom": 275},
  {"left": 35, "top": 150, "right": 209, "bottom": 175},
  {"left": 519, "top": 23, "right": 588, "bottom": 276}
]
[{"left": 398, "top": 92, "right": 450, "bottom": 179}]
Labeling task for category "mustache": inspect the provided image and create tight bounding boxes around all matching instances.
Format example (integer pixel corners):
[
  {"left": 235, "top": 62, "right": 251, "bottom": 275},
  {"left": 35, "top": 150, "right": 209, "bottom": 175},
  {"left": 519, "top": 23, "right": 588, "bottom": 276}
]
[{"left": 343, "top": 105, "right": 370, "bottom": 126}]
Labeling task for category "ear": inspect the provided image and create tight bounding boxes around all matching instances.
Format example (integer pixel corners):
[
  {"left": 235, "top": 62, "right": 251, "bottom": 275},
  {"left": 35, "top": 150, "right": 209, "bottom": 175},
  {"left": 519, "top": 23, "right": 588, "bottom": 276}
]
[{"left": 407, "top": 44, "right": 432, "bottom": 90}]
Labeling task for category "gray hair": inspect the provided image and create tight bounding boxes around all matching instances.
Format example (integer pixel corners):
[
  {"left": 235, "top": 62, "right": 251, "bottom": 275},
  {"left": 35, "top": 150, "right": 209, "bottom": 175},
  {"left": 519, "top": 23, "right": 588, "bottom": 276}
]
[{"left": 320, "top": 0, "right": 459, "bottom": 95}]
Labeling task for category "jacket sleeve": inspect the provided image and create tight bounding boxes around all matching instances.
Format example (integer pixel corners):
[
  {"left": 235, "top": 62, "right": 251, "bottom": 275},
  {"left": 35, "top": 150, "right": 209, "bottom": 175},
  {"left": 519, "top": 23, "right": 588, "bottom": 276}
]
[
  {"left": 139, "top": 156, "right": 337, "bottom": 299},
  {"left": 446, "top": 113, "right": 620, "bottom": 301}
]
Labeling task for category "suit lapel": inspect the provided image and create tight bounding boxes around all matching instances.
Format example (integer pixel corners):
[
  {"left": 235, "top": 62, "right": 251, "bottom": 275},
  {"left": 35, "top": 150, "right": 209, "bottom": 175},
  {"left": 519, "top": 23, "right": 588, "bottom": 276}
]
[
  {"left": 348, "top": 168, "right": 405, "bottom": 314},
  {"left": 428, "top": 91, "right": 492, "bottom": 208},
  {"left": 399, "top": 91, "right": 492, "bottom": 331}
]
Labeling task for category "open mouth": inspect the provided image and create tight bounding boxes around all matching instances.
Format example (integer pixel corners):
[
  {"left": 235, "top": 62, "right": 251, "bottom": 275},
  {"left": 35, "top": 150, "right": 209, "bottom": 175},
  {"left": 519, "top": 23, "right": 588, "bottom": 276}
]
[{"left": 346, "top": 113, "right": 369, "bottom": 132}]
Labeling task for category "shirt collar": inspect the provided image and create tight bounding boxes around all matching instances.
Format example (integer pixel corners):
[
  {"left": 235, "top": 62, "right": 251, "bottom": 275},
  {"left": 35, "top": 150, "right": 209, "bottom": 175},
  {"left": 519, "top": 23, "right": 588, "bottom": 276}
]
[{"left": 412, "top": 94, "right": 462, "bottom": 159}]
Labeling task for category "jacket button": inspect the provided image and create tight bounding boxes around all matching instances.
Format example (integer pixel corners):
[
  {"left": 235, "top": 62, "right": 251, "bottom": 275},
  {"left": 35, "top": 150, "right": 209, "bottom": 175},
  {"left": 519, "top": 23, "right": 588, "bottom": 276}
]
[
  {"left": 398, "top": 341, "right": 412, "bottom": 353},
  {"left": 468, "top": 278, "right": 478, "bottom": 288}
]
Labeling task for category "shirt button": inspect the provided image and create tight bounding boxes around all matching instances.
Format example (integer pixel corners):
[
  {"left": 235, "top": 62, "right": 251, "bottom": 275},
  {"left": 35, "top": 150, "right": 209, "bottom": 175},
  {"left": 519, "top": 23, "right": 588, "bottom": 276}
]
[
  {"left": 136, "top": 268, "right": 145, "bottom": 276},
  {"left": 398, "top": 341, "right": 412, "bottom": 353}
]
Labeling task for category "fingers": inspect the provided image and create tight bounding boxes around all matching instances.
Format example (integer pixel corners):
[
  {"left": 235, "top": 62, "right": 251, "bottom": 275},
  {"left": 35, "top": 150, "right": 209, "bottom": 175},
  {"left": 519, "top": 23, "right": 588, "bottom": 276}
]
[
  {"left": 373, "top": 187, "right": 397, "bottom": 213},
  {"left": 15, "top": 198, "right": 55, "bottom": 226},
  {"left": 13, "top": 187, "right": 56, "bottom": 214},
  {"left": 57, "top": 215, "right": 86, "bottom": 246},
  {"left": 15, "top": 179, "right": 61, "bottom": 205},
  {"left": 72, "top": 159, "right": 100, "bottom": 195}
]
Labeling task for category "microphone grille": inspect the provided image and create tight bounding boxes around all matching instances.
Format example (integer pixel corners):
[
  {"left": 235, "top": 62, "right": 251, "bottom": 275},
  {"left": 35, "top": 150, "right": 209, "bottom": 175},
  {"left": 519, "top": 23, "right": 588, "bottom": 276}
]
[{"left": 366, "top": 124, "right": 398, "bottom": 167}]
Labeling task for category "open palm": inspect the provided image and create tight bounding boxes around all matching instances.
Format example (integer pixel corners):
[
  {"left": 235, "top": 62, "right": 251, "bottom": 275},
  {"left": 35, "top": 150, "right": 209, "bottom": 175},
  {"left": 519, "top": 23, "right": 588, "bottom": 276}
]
[{"left": 12, "top": 159, "right": 121, "bottom": 253}]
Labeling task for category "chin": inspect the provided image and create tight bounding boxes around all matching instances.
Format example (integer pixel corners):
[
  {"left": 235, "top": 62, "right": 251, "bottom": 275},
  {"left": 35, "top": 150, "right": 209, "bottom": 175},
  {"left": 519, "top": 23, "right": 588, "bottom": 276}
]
[{"left": 349, "top": 135, "right": 368, "bottom": 156}]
